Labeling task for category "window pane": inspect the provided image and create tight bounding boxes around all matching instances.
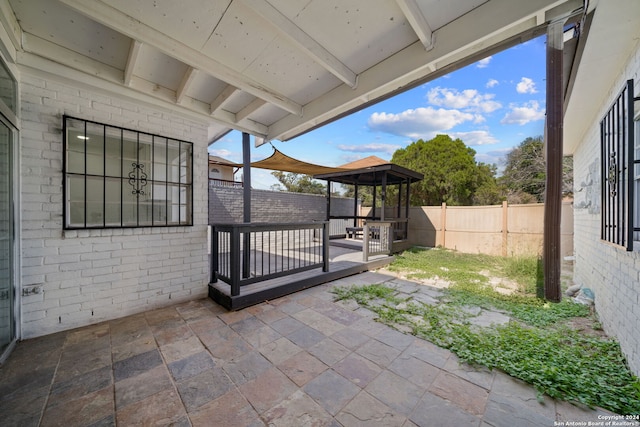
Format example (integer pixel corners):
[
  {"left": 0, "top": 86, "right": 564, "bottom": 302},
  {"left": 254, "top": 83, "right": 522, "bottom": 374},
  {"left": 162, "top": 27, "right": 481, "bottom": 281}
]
[
  {"left": 67, "top": 175, "right": 85, "bottom": 226},
  {"left": 122, "top": 180, "right": 138, "bottom": 227},
  {"left": 86, "top": 176, "right": 104, "bottom": 226},
  {"left": 105, "top": 178, "right": 121, "bottom": 226},
  {"left": 122, "top": 130, "right": 138, "bottom": 177},
  {"left": 167, "top": 184, "right": 181, "bottom": 225},
  {"left": 153, "top": 183, "right": 167, "bottom": 225},
  {"left": 181, "top": 186, "right": 192, "bottom": 225},
  {"left": 66, "top": 118, "right": 87, "bottom": 174},
  {"left": 138, "top": 133, "right": 153, "bottom": 182},
  {"left": 153, "top": 137, "right": 167, "bottom": 181},
  {"left": 85, "top": 123, "right": 104, "bottom": 176},
  {"left": 105, "top": 127, "right": 122, "bottom": 177},
  {"left": 180, "top": 143, "right": 192, "bottom": 184},
  {"left": 167, "top": 140, "right": 181, "bottom": 183},
  {"left": 138, "top": 193, "right": 153, "bottom": 226}
]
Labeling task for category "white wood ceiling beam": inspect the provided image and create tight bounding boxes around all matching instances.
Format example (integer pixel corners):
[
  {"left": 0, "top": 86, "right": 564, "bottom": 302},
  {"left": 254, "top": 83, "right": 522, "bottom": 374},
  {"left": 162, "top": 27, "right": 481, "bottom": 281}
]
[
  {"left": 268, "top": 0, "right": 580, "bottom": 141},
  {"left": 235, "top": 98, "right": 266, "bottom": 123},
  {"left": 18, "top": 37, "right": 268, "bottom": 138},
  {"left": 209, "top": 85, "right": 238, "bottom": 115},
  {"left": 241, "top": 0, "right": 358, "bottom": 88},
  {"left": 176, "top": 66, "right": 197, "bottom": 104},
  {"left": 58, "top": 0, "right": 303, "bottom": 116},
  {"left": 395, "top": 0, "right": 434, "bottom": 50},
  {"left": 124, "top": 39, "right": 142, "bottom": 86}
]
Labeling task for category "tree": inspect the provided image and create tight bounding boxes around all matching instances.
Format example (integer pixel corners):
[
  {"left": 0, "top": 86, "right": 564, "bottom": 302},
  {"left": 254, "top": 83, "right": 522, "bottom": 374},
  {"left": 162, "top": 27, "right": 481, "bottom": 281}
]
[
  {"left": 391, "top": 134, "right": 499, "bottom": 206},
  {"left": 270, "top": 171, "right": 326, "bottom": 194},
  {"left": 499, "top": 136, "right": 573, "bottom": 203}
]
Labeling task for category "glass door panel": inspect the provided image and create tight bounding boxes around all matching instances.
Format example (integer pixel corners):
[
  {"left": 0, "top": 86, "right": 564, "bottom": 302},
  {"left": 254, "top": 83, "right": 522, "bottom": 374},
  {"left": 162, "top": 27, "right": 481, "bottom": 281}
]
[{"left": 0, "top": 120, "right": 14, "bottom": 356}]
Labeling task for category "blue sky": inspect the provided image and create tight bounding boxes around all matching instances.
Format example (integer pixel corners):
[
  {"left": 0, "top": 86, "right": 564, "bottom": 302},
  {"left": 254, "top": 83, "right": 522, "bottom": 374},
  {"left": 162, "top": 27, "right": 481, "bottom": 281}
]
[{"left": 209, "top": 36, "right": 547, "bottom": 190}]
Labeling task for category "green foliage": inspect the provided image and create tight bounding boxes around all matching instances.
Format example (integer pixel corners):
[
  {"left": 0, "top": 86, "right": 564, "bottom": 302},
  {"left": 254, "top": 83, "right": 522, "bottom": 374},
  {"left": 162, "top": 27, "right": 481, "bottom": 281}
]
[
  {"left": 332, "top": 248, "right": 640, "bottom": 414},
  {"left": 499, "top": 136, "right": 574, "bottom": 203},
  {"left": 391, "top": 135, "right": 500, "bottom": 206},
  {"left": 270, "top": 171, "right": 326, "bottom": 194}
]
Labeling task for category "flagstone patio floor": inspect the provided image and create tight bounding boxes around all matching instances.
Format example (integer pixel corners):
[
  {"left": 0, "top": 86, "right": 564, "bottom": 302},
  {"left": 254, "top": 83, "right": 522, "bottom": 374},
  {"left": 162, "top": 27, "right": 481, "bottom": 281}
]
[{"left": 0, "top": 270, "right": 617, "bottom": 426}]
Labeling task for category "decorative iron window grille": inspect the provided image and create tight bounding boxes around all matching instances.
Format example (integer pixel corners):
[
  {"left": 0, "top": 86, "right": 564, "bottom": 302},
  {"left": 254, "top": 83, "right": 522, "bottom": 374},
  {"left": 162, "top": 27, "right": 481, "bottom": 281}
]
[
  {"left": 600, "top": 80, "right": 637, "bottom": 250},
  {"left": 63, "top": 115, "right": 193, "bottom": 229}
]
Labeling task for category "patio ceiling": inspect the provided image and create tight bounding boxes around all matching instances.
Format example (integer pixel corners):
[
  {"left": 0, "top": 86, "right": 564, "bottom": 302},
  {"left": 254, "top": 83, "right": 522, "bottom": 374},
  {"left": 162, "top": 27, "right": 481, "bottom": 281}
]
[{"left": 2, "top": 0, "right": 583, "bottom": 144}]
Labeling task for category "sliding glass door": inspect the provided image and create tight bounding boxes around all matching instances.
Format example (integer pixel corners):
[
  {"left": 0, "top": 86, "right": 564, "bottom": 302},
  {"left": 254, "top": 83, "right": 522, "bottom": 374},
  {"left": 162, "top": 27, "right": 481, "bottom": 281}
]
[{"left": 0, "top": 118, "right": 14, "bottom": 359}]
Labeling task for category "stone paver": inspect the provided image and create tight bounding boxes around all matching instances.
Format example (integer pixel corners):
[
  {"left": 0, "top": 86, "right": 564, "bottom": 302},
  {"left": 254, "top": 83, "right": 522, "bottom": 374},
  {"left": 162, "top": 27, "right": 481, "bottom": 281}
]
[{"left": 0, "top": 271, "right": 623, "bottom": 427}]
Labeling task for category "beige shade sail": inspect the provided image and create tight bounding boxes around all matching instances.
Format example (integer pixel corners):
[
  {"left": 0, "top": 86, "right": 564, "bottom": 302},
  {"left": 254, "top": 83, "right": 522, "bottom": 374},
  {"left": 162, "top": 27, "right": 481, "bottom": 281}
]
[{"left": 223, "top": 148, "right": 353, "bottom": 175}]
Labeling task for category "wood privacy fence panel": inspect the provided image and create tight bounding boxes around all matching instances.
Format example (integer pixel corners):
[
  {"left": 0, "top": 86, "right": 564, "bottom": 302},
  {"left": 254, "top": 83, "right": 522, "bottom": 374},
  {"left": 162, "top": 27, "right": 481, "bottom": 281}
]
[{"left": 364, "top": 202, "right": 573, "bottom": 257}]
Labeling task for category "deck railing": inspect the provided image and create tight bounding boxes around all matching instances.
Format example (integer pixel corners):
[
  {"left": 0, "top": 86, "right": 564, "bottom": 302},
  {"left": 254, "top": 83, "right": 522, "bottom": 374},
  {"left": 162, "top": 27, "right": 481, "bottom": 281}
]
[
  {"left": 209, "top": 178, "right": 243, "bottom": 188},
  {"left": 210, "top": 221, "right": 329, "bottom": 296},
  {"left": 363, "top": 219, "right": 409, "bottom": 260}
]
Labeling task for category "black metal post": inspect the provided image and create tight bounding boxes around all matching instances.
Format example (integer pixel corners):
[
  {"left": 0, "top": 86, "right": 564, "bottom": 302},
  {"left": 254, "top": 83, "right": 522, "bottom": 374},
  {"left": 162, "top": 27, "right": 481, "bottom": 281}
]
[
  {"left": 242, "top": 132, "right": 251, "bottom": 279},
  {"left": 322, "top": 222, "right": 329, "bottom": 272}
]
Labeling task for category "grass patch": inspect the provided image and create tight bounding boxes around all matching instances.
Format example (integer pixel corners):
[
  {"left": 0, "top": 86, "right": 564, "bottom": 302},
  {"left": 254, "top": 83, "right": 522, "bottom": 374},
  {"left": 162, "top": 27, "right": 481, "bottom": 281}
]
[{"left": 333, "top": 248, "right": 640, "bottom": 414}]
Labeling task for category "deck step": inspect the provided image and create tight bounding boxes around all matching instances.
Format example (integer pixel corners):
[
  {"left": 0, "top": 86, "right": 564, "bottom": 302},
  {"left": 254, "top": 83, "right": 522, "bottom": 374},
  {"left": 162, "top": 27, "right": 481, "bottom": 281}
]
[{"left": 209, "top": 256, "right": 393, "bottom": 310}]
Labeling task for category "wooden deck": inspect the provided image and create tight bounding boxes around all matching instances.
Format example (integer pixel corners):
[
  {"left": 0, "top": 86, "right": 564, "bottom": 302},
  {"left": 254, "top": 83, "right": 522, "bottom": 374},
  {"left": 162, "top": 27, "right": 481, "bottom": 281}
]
[{"left": 208, "top": 243, "right": 393, "bottom": 310}]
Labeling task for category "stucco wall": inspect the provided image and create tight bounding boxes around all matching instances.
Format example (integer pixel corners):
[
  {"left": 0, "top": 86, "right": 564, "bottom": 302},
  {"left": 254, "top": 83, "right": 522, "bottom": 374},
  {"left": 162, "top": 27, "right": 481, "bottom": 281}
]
[
  {"left": 572, "top": 44, "right": 640, "bottom": 375},
  {"left": 19, "top": 72, "right": 210, "bottom": 338}
]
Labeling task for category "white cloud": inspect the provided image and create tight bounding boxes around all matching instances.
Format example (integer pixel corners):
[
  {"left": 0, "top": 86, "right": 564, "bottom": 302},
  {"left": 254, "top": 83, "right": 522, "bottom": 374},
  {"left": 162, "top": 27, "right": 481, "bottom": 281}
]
[
  {"left": 477, "top": 56, "right": 492, "bottom": 68},
  {"left": 486, "top": 79, "right": 499, "bottom": 88},
  {"left": 367, "top": 107, "right": 474, "bottom": 139},
  {"left": 449, "top": 130, "right": 498, "bottom": 146},
  {"left": 337, "top": 143, "right": 401, "bottom": 155},
  {"left": 427, "top": 87, "right": 501, "bottom": 114},
  {"left": 208, "top": 148, "right": 235, "bottom": 159},
  {"left": 516, "top": 77, "right": 538, "bottom": 94},
  {"left": 501, "top": 101, "right": 545, "bottom": 125}
]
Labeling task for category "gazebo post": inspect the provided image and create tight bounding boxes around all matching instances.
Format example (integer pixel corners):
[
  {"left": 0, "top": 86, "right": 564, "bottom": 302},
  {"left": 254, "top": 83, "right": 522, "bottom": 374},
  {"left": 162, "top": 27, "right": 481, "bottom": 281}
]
[
  {"left": 326, "top": 179, "right": 331, "bottom": 221},
  {"left": 353, "top": 184, "right": 359, "bottom": 227},
  {"left": 380, "top": 172, "right": 387, "bottom": 221}
]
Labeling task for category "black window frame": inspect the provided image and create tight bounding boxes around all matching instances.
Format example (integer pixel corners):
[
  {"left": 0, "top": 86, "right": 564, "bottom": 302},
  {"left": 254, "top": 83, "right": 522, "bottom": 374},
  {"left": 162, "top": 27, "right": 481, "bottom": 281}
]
[
  {"left": 600, "top": 79, "right": 636, "bottom": 250},
  {"left": 63, "top": 115, "right": 194, "bottom": 230}
]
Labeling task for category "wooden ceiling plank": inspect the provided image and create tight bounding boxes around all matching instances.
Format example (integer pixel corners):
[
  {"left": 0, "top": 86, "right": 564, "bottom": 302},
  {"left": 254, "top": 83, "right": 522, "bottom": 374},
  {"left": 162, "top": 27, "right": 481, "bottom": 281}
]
[
  {"left": 58, "top": 0, "right": 303, "bottom": 116},
  {"left": 242, "top": 0, "right": 358, "bottom": 88}
]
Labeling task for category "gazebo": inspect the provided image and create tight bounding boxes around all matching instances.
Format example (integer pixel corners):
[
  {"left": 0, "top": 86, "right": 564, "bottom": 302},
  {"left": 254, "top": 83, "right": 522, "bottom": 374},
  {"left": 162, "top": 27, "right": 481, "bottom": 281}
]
[{"left": 314, "top": 156, "right": 424, "bottom": 254}]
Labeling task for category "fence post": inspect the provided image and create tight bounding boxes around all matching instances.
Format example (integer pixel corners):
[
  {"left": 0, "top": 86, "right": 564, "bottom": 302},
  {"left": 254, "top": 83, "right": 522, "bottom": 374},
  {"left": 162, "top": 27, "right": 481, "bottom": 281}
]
[
  {"left": 502, "top": 201, "right": 508, "bottom": 257},
  {"left": 440, "top": 202, "right": 447, "bottom": 248}
]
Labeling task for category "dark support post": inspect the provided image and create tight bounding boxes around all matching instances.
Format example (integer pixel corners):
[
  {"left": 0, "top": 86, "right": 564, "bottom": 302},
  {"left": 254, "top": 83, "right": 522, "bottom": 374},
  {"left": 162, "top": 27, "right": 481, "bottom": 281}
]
[
  {"left": 380, "top": 172, "right": 387, "bottom": 221},
  {"left": 326, "top": 180, "right": 331, "bottom": 221},
  {"left": 211, "top": 226, "right": 218, "bottom": 283},
  {"left": 322, "top": 222, "right": 329, "bottom": 272},
  {"left": 354, "top": 184, "right": 359, "bottom": 227},
  {"left": 397, "top": 181, "right": 402, "bottom": 219},
  {"left": 242, "top": 132, "right": 251, "bottom": 279},
  {"left": 544, "top": 20, "right": 565, "bottom": 302}
]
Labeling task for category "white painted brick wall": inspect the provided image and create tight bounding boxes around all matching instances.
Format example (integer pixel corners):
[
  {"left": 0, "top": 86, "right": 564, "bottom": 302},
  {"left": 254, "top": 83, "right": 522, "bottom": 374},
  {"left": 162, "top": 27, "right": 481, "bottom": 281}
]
[
  {"left": 19, "top": 71, "right": 210, "bottom": 338},
  {"left": 572, "top": 41, "right": 640, "bottom": 375}
]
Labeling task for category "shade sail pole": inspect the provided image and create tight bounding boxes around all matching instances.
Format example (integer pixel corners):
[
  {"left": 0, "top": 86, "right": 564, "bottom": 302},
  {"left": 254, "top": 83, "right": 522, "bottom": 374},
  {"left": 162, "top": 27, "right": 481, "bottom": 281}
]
[{"left": 543, "top": 19, "right": 565, "bottom": 302}]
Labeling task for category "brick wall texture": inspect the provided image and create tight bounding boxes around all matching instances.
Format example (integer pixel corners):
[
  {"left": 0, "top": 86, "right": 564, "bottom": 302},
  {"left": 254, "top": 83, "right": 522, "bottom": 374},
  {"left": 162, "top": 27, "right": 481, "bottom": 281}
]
[
  {"left": 19, "top": 72, "right": 210, "bottom": 338},
  {"left": 572, "top": 42, "right": 640, "bottom": 375},
  {"left": 209, "top": 186, "right": 355, "bottom": 224}
]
